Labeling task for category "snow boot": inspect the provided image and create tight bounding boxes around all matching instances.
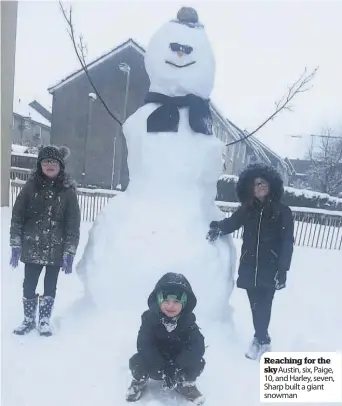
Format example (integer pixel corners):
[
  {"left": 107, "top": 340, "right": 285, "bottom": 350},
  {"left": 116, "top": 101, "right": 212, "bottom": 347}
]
[
  {"left": 38, "top": 296, "right": 54, "bottom": 337},
  {"left": 176, "top": 381, "right": 205, "bottom": 405},
  {"left": 126, "top": 378, "right": 148, "bottom": 402},
  {"left": 245, "top": 337, "right": 271, "bottom": 361},
  {"left": 13, "top": 295, "right": 38, "bottom": 335}
]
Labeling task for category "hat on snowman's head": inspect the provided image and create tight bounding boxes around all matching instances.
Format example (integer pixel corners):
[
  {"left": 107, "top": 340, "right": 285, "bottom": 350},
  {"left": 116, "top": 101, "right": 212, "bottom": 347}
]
[{"left": 171, "top": 6, "right": 204, "bottom": 28}]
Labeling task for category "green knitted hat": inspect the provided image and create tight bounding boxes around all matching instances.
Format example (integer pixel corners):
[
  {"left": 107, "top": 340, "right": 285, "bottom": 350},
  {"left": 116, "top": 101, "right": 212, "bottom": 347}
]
[{"left": 156, "top": 291, "right": 188, "bottom": 309}]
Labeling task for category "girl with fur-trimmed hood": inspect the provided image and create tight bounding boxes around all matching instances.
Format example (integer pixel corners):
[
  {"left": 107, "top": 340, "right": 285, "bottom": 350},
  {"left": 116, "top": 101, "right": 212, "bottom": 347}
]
[
  {"left": 207, "top": 163, "right": 294, "bottom": 360},
  {"left": 9, "top": 145, "right": 81, "bottom": 337}
]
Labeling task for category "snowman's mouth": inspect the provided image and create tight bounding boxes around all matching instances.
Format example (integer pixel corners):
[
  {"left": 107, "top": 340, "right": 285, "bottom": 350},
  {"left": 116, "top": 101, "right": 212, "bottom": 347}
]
[{"left": 165, "top": 60, "right": 196, "bottom": 68}]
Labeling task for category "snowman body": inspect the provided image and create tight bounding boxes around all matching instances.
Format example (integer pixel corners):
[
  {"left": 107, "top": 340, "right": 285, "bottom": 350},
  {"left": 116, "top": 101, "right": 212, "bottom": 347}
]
[{"left": 76, "top": 9, "right": 237, "bottom": 323}]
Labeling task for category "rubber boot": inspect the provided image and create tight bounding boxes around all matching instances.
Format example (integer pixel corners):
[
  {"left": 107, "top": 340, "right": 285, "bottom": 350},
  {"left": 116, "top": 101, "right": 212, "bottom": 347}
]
[
  {"left": 38, "top": 296, "right": 55, "bottom": 337},
  {"left": 13, "top": 295, "right": 38, "bottom": 335}
]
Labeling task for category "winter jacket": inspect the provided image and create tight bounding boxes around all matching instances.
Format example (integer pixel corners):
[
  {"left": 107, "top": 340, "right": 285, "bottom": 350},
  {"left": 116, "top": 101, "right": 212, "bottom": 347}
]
[
  {"left": 136, "top": 273, "right": 205, "bottom": 373},
  {"left": 213, "top": 164, "right": 294, "bottom": 289},
  {"left": 10, "top": 170, "right": 81, "bottom": 267}
]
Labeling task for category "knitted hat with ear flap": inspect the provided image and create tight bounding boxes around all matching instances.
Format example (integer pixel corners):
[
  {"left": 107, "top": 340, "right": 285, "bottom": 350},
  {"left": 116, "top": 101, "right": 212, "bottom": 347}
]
[{"left": 37, "top": 145, "right": 70, "bottom": 169}]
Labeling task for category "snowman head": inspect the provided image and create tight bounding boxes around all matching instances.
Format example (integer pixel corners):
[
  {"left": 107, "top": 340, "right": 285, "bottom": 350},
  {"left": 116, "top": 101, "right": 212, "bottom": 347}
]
[{"left": 144, "top": 7, "right": 215, "bottom": 99}]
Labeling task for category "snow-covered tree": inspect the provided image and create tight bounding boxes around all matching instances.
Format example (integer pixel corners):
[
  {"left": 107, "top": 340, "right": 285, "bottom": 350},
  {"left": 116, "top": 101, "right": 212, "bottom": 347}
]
[{"left": 306, "top": 128, "right": 342, "bottom": 196}]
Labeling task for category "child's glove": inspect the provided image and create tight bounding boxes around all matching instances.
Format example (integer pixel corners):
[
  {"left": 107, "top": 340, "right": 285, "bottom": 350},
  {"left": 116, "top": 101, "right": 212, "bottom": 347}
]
[
  {"left": 162, "top": 361, "right": 176, "bottom": 390},
  {"left": 10, "top": 247, "right": 21, "bottom": 268},
  {"left": 275, "top": 270, "right": 287, "bottom": 290},
  {"left": 62, "top": 253, "right": 74, "bottom": 274},
  {"left": 206, "top": 221, "right": 222, "bottom": 242}
]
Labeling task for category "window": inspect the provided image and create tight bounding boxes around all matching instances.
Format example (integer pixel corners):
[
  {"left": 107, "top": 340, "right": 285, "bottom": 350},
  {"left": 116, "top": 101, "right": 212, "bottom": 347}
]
[
  {"left": 35, "top": 126, "right": 42, "bottom": 140},
  {"left": 23, "top": 119, "right": 31, "bottom": 130}
]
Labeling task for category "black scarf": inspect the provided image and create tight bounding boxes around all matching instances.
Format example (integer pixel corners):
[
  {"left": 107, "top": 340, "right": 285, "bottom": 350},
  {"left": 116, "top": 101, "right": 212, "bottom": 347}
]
[{"left": 144, "top": 92, "right": 213, "bottom": 135}]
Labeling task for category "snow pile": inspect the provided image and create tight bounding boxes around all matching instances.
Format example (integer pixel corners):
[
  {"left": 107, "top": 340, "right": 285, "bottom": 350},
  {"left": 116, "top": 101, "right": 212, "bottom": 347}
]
[
  {"left": 11, "top": 144, "right": 30, "bottom": 154},
  {"left": 1, "top": 206, "right": 341, "bottom": 406},
  {"left": 11, "top": 144, "right": 38, "bottom": 158},
  {"left": 219, "top": 174, "right": 238, "bottom": 182},
  {"left": 217, "top": 174, "right": 342, "bottom": 211}
]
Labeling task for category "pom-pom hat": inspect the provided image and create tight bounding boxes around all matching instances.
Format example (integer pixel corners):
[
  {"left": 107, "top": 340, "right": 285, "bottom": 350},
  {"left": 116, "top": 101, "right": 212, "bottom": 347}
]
[{"left": 37, "top": 145, "right": 70, "bottom": 169}]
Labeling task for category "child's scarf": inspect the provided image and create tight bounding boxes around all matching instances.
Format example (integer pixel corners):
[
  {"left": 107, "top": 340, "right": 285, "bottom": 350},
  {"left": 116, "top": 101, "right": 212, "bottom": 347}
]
[{"left": 161, "top": 315, "right": 179, "bottom": 332}]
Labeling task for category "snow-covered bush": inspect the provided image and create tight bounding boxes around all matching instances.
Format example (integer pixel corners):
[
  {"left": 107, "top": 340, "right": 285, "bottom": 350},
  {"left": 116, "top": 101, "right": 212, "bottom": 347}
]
[
  {"left": 11, "top": 144, "right": 29, "bottom": 154},
  {"left": 216, "top": 174, "right": 342, "bottom": 211}
]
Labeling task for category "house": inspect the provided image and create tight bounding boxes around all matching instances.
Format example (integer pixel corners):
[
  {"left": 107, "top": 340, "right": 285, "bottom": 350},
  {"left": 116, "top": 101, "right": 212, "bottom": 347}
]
[
  {"left": 285, "top": 157, "right": 342, "bottom": 195},
  {"left": 48, "top": 38, "right": 288, "bottom": 189},
  {"left": 12, "top": 98, "right": 51, "bottom": 147},
  {"left": 221, "top": 119, "right": 290, "bottom": 184},
  {"left": 285, "top": 157, "right": 311, "bottom": 187}
]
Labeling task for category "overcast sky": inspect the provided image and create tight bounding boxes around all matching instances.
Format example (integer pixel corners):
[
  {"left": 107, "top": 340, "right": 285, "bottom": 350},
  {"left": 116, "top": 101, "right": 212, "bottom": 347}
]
[{"left": 14, "top": 0, "right": 342, "bottom": 158}]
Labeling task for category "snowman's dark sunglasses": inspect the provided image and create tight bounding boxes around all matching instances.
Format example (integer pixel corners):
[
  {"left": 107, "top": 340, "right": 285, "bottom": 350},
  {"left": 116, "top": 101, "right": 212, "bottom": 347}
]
[{"left": 169, "top": 43, "right": 193, "bottom": 54}]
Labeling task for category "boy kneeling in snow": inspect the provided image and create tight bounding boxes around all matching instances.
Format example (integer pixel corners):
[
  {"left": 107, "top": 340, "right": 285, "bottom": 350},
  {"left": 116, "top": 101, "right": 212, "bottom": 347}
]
[{"left": 126, "top": 272, "right": 205, "bottom": 404}]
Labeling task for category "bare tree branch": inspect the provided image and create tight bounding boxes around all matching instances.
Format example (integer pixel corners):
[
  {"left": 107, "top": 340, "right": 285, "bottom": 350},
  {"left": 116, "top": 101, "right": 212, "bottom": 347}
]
[
  {"left": 58, "top": 2, "right": 123, "bottom": 127},
  {"left": 226, "top": 67, "right": 319, "bottom": 146}
]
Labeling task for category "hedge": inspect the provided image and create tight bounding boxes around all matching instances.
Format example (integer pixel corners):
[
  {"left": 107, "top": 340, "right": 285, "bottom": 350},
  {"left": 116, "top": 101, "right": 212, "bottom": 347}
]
[{"left": 216, "top": 175, "right": 342, "bottom": 211}]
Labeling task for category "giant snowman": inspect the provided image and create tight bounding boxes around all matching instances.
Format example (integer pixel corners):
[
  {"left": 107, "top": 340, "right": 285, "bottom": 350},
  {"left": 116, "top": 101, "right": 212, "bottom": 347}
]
[{"left": 76, "top": 7, "right": 236, "bottom": 323}]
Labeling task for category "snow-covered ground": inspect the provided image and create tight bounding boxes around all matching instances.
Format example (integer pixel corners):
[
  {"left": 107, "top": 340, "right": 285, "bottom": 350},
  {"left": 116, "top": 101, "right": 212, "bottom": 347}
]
[{"left": 1, "top": 207, "right": 341, "bottom": 406}]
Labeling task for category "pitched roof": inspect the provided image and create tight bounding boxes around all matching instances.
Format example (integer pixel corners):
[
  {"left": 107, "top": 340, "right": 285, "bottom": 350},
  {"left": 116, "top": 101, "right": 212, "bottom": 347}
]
[
  {"left": 288, "top": 158, "right": 312, "bottom": 175},
  {"left": 29, "top": 100, "right": 52, "bottom": 122},
  {"left": 13, "top": 98, "right": 51, "bottom": 128},
  {"left": 48, "top": 38, "right": 145, "bottom": 93}
]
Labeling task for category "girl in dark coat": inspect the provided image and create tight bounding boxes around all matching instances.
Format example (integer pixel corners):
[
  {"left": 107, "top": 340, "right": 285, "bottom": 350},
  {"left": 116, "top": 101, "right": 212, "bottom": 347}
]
[
  {"left": 207, "top": 163, "right": 294, "bottom": 360},
  {"left": 126, "top": 272, "right": 205, "bottom": 404},
  {"left": 10, "top": 145, "right": 81, "bottom": 337}
]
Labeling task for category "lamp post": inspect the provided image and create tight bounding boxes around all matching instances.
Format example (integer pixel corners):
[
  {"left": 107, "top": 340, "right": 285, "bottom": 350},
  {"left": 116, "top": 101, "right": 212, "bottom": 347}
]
[
  {"left": 119, "top": 62, "right": 131, "bottom": 121},
  {"left": 82, "top": 92, "right": 97, "bottom": 186},
  {"left": 110, "top": 62, "right": 131, "bottom": 190}
]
